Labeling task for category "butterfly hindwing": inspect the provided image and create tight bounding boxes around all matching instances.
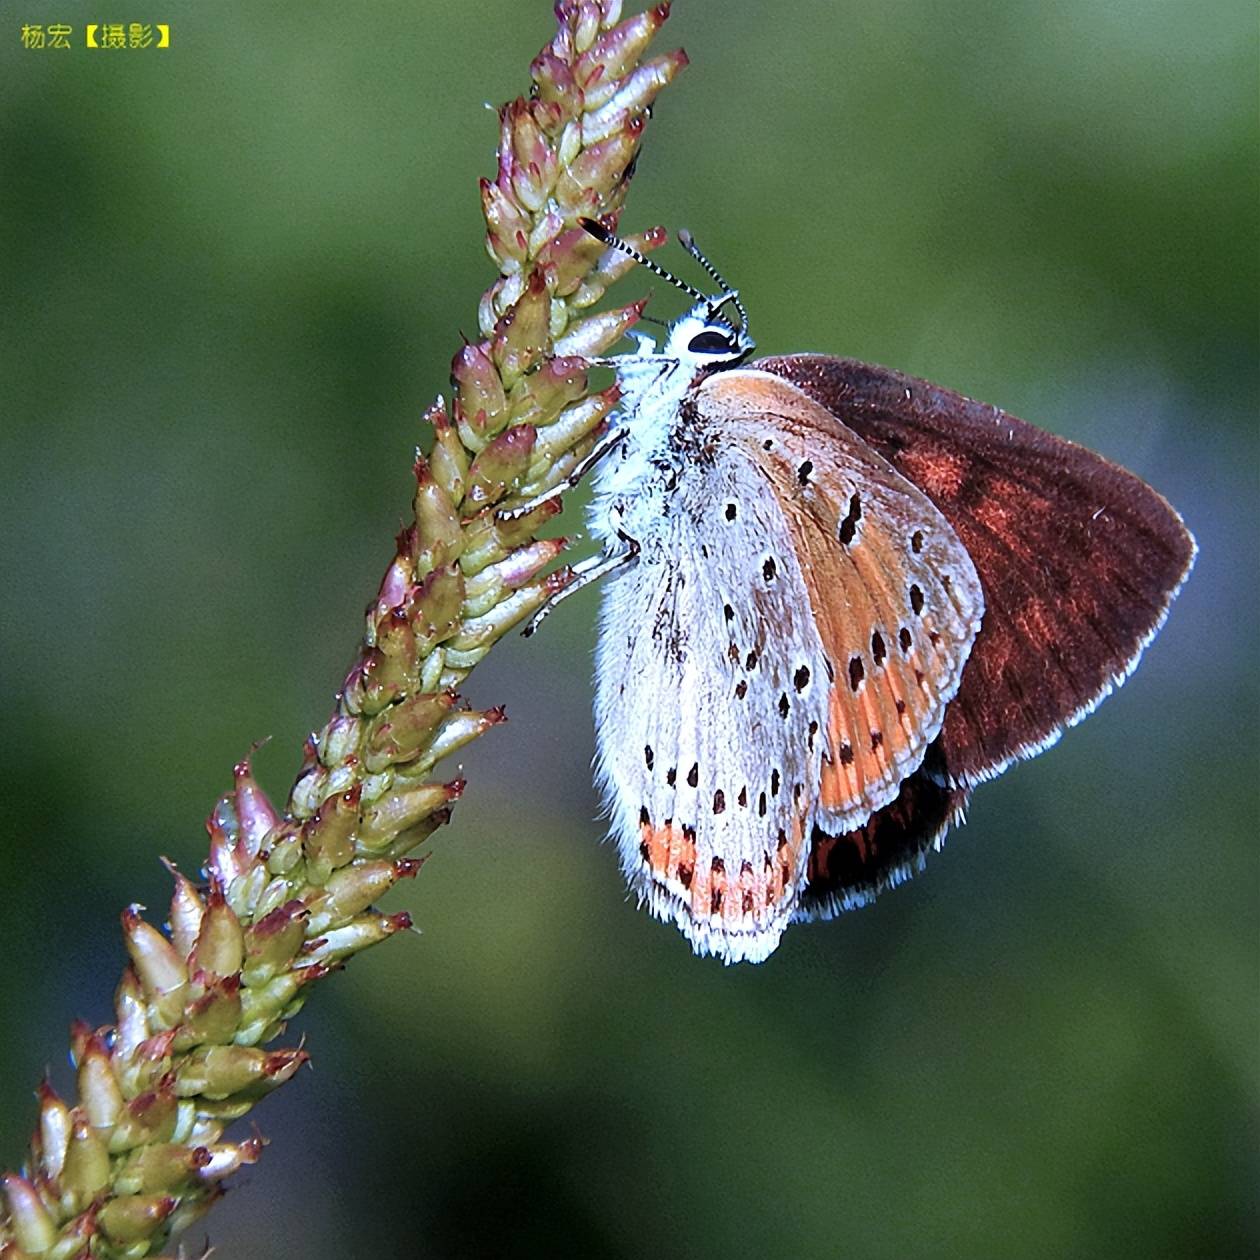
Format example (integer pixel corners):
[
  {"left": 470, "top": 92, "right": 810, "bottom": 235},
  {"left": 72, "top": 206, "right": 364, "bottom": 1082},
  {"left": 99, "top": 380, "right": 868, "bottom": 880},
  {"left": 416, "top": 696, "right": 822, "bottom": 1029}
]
[
  {"left": 757, "top": 354, "right": 1196, "bottom": 787},
  {"left": 594, "top": 439, "right": 825, "bottom": 963}
]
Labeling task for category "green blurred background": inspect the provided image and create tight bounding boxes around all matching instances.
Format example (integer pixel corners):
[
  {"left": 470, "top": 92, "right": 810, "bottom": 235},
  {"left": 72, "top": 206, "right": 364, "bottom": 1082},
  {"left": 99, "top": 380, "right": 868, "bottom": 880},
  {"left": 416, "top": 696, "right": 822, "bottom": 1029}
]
[{"left": 2, "top": 1, "right": 1256, "bottom": 1256}]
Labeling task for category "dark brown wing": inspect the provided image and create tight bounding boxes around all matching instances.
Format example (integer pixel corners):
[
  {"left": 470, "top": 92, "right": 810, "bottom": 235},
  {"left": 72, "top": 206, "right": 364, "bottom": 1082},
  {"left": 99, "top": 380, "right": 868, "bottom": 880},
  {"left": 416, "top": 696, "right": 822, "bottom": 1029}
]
[{"left": 757, "top": 354, "right": 1196, "bottom": 787}]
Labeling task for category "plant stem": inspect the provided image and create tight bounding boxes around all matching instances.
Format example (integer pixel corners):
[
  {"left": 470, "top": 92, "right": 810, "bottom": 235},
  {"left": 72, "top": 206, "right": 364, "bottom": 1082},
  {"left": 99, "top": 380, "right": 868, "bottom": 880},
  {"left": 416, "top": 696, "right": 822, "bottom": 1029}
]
[{"left": 0, "top": 5, "right": 685, "bottom": 1256}]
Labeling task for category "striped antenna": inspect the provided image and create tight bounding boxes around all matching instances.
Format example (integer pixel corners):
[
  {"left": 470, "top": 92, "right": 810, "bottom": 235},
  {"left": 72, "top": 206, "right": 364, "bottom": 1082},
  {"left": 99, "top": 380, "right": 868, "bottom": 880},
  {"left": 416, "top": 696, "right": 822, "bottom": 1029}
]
[
  {"left": 678, "top": 228, "right": 748, "bottom": 332},
  {"left": 579, "top": 218, "right": 709, "bottom": 306}
]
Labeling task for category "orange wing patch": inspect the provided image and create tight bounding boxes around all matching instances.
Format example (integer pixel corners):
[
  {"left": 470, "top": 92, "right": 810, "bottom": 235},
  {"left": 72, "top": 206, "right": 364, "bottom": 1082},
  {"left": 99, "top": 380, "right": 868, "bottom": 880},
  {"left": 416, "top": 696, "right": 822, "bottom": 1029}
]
[{"left": 638, "top": 807, "right": 806, "bottom": 930}]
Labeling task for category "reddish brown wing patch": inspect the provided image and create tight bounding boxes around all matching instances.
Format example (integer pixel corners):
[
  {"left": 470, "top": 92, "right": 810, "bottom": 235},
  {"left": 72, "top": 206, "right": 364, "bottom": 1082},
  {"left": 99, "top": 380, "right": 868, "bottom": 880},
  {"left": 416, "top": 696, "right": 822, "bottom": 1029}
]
[
  {"left": 795, "top": 752, "right": 971, "bottom": 921},
  {"left": 758, "top": 355, "right": 1195, "bottom": 786},
  {"left": 693, "top": 370, "right": 983, "bottom": 828}
]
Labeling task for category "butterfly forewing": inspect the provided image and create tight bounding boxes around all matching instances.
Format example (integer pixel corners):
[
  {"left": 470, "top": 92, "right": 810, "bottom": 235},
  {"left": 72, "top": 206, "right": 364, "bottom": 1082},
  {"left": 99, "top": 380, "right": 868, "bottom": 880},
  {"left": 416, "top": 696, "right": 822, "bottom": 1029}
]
[
  {"left": 694, "top": 371, "right": 984, "bottom": 830},
  {"left": 757, "top": 354, "right": 1196, "bottom": 787}
]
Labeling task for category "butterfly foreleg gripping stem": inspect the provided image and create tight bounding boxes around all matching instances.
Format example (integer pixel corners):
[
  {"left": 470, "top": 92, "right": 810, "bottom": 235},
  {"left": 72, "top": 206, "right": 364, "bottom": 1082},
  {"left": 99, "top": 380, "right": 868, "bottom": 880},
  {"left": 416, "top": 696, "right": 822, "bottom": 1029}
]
[
  {"left": 496, "top": 426, "right": 628, "bottom": 523},
  {"left": 521, "top": 508, "right": 639, "bottom": 639}
]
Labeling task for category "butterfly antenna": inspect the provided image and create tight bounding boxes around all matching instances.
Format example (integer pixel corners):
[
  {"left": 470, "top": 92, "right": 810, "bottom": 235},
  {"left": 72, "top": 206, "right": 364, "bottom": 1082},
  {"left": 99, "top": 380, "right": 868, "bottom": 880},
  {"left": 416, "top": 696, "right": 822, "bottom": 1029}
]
[
  {"left": 579, "top": 218, "right": 709, "bottom": 306},
  {"left": 678, "top": 228, "right": 749, "bottom": 332}
]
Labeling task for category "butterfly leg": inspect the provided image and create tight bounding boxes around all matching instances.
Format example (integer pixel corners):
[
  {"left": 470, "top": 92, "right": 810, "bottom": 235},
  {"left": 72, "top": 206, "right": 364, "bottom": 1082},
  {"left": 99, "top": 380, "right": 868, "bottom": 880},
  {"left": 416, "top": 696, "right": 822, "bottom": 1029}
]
[
  {"left": 497, "top": 427, "right": 627, "bottom": 522},
  {"left": 521, "top": 512, "right": 640, "bottom": 638}
]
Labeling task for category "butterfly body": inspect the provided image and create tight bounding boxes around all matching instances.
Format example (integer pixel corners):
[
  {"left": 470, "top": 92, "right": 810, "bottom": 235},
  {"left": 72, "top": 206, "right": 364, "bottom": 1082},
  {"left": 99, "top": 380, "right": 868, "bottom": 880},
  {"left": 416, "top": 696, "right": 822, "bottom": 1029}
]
[{"left": 567, "top": 226, "right": 1195, "bottom": 964}]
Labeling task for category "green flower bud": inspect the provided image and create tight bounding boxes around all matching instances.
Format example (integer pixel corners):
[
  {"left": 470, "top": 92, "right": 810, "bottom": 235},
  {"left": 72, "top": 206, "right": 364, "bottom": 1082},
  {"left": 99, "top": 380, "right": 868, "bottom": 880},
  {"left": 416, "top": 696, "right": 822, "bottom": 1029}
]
[
  {"left": 114, "top": 1143, "right": 211, "bottom": 1196},
  {"left": 301, "top": 787, "right": 361, "bottom": 884},
  {"left": 1, "top": 1174, "right": 57, "bottom": 1254},
  {"left": 190, "top": 883, "right": 245, "bottom": 979},
  {"left": 306, "top": 857, "right": 423, "bottom": 934},
  {"left": 175, "top": 975, "right": 243, "bottom": 1051},
  {"left": 463, "top": 538, "right": 570, "bottom": 617},
  {"left": 302, "top": 911, "right": 412, "bottom": 966},
  {"left": 122, "top": 907, "right": 189, "bottom": 1032},
  {"left": 428, "top": 398, "right": 469, "bottom": 507},
  {"left": 425, "top": 710, "right": 507, "bottom": 765},
  {"left": 446, "top": 576, "right": 565, "bottom": 657},
  {"left": 36, "top": 1080, "right": 70, "bottom": 1183},
  {"left": 358, "top": 782, "right": 461, "bottom": 851},
  {"left": 555, "top": 117, "right": 644, "bottom": 213},
  {"left": 109, "top": 1086, "right": 178, "bottom": 1154},
  {"left": 463, "top": 424, "right": 538, "bottom": 513},
  {"left": 581, "top": 52, "right": 687, "bottom": 144},
  {"left": 554, "top": 297, "right": 647, "bottom": 356},
  {"left": 164, "top": 863, "right": 205, "bottom": 961},
  {"left": 363, "top": 690, "right": 458, "bottom": 774},
  {"left": 492, "top": 269, "right": 551, "bottom": 384},
  {"left": 528, "top": 386, "right": 618, "bottom": 473},
  {"left": 413, "top": 455, "right": 463, "bottom": 577},
  {"left": 480, "top": 177, "right": 530, "bottom": 270},
  {"left": 175, "top": 1046, "right": 306, "bottom": 1102},
  {"left": 97, "top": 1193, "right": 177, "bottom": 1246},
  {"left": 451, "top": 341, "right": 507, "bottom": 450},
  {"left": 578, "top": 4, "right": 674, "bottom": 103},
  {"left": 242, "top": 901, "right": 309, "bottom": 986},
  {"left": 507, "top": 355, "right": 588, "bottom": 427},
  {"left": 531, "top": 48, "right": 580, "bottom": 114},
  {"left": 409, "top": 562, "right": 465, "bottom": 653},
  {"left": 78, "top": 1032, "right": 123, "bottom": 1131},
  {"left": 61, "top": 1111, "right": 110, "bottom": 1212}
]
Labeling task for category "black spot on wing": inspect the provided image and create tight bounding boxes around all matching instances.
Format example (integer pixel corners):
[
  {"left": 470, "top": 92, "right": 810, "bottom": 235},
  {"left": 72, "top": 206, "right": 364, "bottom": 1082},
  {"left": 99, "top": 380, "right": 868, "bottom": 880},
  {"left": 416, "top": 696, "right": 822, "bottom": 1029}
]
[
  {"left": 848, "top": 656, "right": 865, "bottom": 691},
  {"left": 838, "top": 492, "right": 862, "bottom": 545}
]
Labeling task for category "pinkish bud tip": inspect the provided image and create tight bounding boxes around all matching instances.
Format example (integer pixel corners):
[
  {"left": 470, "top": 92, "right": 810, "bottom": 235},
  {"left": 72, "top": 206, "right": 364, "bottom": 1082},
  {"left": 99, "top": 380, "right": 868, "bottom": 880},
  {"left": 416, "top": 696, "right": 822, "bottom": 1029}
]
[
  {"left": 140, "top": 1031, "right": 177, "bottom": 1061},
  {"left": 263, "top": 1048, "right": 310, "bottom": 1078},
  {"left": 294, "top": 960, "right": 335, "bottom": 985},
  {"left": 233, "top": 759, "right": 281, "bottom": 853},
  {"left": 252, "top": 899, "right": 309, "bottom": 939}
]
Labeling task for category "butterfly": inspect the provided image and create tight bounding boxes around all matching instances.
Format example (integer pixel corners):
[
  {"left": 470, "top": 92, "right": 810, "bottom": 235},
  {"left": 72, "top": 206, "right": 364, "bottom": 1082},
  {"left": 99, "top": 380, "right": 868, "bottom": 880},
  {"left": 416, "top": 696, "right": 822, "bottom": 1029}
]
[{"left": 521, "top": 218, "right": 1195, "bottom": 964}]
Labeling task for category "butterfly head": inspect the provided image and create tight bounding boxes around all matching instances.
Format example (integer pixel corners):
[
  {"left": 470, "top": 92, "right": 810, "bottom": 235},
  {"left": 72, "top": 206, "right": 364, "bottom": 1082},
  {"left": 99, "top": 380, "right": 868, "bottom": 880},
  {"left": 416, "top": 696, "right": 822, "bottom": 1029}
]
[
  {"left": 662, "top": 297, "right": 754, "bottom": 370},
  {"left": 579, "top": 217, "right": 754, "bottom": 371}
]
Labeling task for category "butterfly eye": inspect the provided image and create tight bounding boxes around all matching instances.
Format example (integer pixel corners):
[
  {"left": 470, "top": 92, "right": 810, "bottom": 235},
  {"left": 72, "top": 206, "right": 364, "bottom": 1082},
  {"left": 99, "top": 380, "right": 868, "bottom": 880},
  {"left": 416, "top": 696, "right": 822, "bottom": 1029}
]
[{"left": 688, "top": 329, "right": 739, "bottom": 355}]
